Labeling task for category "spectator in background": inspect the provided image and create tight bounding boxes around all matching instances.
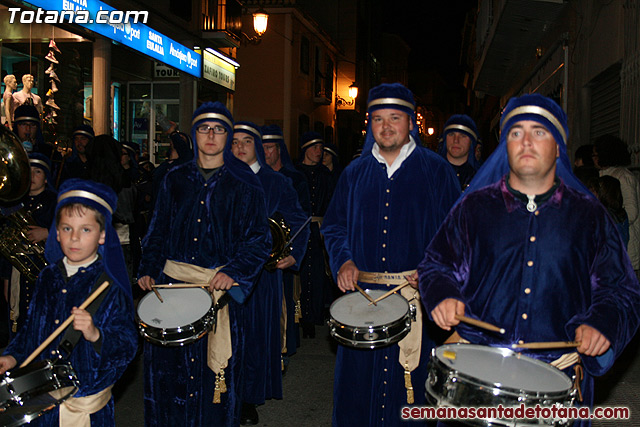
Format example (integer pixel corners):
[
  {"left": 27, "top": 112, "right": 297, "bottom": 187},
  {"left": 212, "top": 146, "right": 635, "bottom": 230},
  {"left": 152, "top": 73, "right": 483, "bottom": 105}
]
[
  {"left": 574, "top": 144, "right": 595, "bottom": 169},
  {"left": 437, "top": 114, "right": 481, "bottom": 191},
  {"left": 593, "top": 134, "right": 640, "bottom": 272},
  {"left": 322, "top": 142, "right": 343, "bottom": 189},
  {"left": 152, "top": 130, "right": 193, "bottom": 206}
]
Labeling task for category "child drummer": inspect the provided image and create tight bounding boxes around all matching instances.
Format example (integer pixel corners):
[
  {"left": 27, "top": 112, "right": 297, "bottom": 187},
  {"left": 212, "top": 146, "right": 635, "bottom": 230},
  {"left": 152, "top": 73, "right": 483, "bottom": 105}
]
[{"left": 0, "top": 179, "right": 138, "bottom": 426}]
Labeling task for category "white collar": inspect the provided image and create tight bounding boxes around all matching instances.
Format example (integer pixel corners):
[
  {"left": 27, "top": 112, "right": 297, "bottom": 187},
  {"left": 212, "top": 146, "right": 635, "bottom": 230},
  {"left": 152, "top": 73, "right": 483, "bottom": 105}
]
[
  {"left": 372, "top": 136, "right": 417, "bottom": 178},
  {"left": 63, "top": 254, "right": 99, "bottom": 277},
  {"left": 249, "top": 161, "right": 261, "bottom": 174}
]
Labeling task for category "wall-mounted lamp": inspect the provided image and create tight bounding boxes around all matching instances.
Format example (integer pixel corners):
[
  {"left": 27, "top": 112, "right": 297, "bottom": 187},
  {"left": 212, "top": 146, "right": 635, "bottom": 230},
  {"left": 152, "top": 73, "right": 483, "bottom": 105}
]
[
  {"left": 242, "top": 7, "right": 269, "bottom": 45},
  {"left": 427, "top": 127, "right": 435, "bottom": 136},
  {"left": 336, "top": 82, "right": 358, "bottom": 107}
]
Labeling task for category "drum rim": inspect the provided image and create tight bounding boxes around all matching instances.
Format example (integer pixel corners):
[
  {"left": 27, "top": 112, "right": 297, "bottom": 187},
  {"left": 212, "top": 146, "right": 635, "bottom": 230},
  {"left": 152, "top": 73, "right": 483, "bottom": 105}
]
[{"left": 431, "top": 343, "right": 573, "bottom": 397}]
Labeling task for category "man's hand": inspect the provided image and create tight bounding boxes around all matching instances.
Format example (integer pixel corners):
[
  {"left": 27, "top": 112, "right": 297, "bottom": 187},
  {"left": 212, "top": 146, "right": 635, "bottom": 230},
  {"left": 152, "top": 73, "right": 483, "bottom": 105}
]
[
  {"left": 0, "top": 355, "right": 17, "bottom": 374},
  {"left": 138, "top": 276, "right": 155, "bottom": 291},
  {"left": 27, "top": 225, "right": 48, "bottom": 243},
  {"left": 337, "top": 260, "right": 359, "bottom": 292},
  {"left": 72, "top": 307, "right": 100, "bottom": 343},
  {"left": 209, "top": 272, "right": 235, "bottom": 292},
  {"left": 276, "top": 255, "right": 296, "bottom": 270},
  {"left": 431, "top": 298, "right": 465, "bottom": 331},
  {"left": 406, "top": 271, "right": 419, "bottom": 289},
  {"left": 575, "top": 324, "right": 610, "bottom": 356}
]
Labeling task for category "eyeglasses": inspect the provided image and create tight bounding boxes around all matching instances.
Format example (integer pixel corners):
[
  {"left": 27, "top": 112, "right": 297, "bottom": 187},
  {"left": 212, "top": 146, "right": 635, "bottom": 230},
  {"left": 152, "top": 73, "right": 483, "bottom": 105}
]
[{"left": 196, "top": 124, "right": 227, "bottom": 134}]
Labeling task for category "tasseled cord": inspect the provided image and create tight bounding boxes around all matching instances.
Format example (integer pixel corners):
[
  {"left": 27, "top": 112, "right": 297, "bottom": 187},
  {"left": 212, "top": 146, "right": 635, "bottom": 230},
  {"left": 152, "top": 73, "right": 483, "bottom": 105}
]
[
  {"left": 213, "top": 368, "right": 227, "bottom": 403},
  {"left": 404, "top": 364, "right": 414, "bottom": 404}
]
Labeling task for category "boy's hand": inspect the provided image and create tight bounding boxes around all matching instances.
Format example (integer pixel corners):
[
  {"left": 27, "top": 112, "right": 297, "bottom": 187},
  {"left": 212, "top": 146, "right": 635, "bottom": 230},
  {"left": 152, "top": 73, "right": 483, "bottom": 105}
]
[
  {"left": 72, "top": 307, "right": 100, "bottom": 343},
  {"left": 0, "top": 355, "right": 17, "bottom": 374}
]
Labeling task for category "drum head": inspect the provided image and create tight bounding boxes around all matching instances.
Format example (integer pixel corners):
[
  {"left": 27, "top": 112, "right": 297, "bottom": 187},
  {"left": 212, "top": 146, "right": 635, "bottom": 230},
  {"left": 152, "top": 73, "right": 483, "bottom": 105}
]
[
  {"left": 137, "top": 287, "right": 212, "bottom": 329},
  {"left": 329, "top": 289, "right": 408, "bottom": 328},
  {"left": 435, "top": 344, "right": 572, "bottom": 393}
]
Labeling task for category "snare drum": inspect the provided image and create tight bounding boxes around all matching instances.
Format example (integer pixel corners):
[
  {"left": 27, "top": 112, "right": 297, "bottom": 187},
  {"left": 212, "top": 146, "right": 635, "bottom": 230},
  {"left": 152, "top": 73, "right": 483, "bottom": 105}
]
[
  {"left": 328, "top": 289, "right": 415, "bottom": 349},
  {"left": 0, "top": 359, "right": 79, "bottom": 427},
  {"left": 137, "top": 287, "right": 215, "bottom": 346},
  {"left": 426, "top": 344, "right": 575, "bottom": 426}
]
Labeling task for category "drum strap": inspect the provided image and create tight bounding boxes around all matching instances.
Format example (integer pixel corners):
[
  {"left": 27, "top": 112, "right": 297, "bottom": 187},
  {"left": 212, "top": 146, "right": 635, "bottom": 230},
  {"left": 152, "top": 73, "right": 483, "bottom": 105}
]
[
  {"left": 59, "top": 384, "right": 113, "bottom": 427},
  {"left": 358, "top": 270, "right": 417, "bottom": 285},
  {"left": 162, "top": 259, "right": 232, "bottom": 404},
  {"left": 57, "top": 271, "right": 112, "bottom": 358},
  {"left": 397, "top": 285, "right": 422, "bottom": 405}
]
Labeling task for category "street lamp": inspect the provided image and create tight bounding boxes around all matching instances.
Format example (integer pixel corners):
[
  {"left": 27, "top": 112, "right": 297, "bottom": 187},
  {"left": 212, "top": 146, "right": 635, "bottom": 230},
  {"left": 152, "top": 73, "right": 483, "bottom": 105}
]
[
  {"left": 253, "top": 7, "right": 268, "bottom": 36},
  {"left": 241, "top": 7, "right": 269, "bottom": 45},
  {"left": 337, "top": 82, "right": 358, "bottom": 107}
]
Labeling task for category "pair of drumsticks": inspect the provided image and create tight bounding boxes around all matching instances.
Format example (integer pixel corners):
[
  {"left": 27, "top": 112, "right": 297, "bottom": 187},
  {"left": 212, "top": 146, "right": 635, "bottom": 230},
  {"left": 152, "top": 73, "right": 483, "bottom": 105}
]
[{"left": 353, "top": 280, "right": 579, "bottom": 350}]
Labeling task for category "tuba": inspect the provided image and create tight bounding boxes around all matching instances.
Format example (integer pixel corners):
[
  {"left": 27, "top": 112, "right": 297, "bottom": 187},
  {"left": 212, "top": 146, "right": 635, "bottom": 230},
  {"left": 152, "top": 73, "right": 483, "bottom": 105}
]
[
  {"left": 265, "top": 213, "right": 292, "bottom": 272},
  {"left": 0, "top": 125, "right": 48, "bottom": 283}
]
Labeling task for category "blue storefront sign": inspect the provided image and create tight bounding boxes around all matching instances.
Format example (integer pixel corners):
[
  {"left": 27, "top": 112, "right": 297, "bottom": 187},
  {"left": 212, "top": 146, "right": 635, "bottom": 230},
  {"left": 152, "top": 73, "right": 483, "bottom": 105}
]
[{"left": 22, "top": 0, "right": 201, "bottom": 78}]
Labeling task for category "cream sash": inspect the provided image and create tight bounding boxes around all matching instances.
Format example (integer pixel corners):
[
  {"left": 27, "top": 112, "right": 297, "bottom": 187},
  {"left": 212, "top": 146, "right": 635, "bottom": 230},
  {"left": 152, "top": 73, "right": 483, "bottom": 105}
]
[
  {"left": 58, "top": 385, "right": 113, "bottom": 427},
  {"left": 356, "top": 269, "right": 421, "bottom": 404},
  {"left": 162, "top": 260, "right": 232, "bottom": 403}
]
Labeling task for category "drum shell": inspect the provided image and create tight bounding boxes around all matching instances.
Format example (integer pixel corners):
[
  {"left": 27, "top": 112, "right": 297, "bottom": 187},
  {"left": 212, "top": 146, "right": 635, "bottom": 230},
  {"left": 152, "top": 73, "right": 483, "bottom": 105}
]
[
  {"left": 426, "top": 344, "right": 575, "bottom": 426},
  {"left": 137, "top": 288, "right": 216, "bottom": 347},
  {"left": 327, "top": 290, "right": 415, "bottom": 349},
  {"left": 0, "top": 359, "right": 78, "bottom": 427}
]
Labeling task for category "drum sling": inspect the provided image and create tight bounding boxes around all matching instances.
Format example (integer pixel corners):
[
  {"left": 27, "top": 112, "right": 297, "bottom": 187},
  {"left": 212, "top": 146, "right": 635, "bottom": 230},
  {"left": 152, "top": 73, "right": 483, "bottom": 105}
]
[
  {"left": 357, "top": 269, "right": 421, "bottom": 404},
  {"left": 162, "top": 260, "right": 233, "bottom": 403},
  {"left": 56, "top": 271, "right": 113, "bottom": 427}
]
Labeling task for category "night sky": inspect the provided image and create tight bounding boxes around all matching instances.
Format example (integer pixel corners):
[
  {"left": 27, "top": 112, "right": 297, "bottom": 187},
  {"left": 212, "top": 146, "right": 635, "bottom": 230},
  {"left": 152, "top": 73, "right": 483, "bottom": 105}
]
[{"left": 381, "top": 1, "right": 477, "bottom": 98}]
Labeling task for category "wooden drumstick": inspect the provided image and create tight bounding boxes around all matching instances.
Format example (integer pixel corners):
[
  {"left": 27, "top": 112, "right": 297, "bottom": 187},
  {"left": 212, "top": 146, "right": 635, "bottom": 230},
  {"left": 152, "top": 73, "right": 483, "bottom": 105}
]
[
  {"left": 152, "top": 283, "right": 240, "bottom": 288},
  {"left": 512, "top": 341, "right": 581, "bottom": 350},
  {"left": 455, "top": 314, "right": 506, "bottom": 335},
  {"left": 20, "top": 281, "right": 111, "bottom": 368},
  {"left": 152, "top": 287, "right": 164, "bottom": 303},
  {"left": 353, "top": 282, "right": 377, "bottom": 306},
  {"left": 368, "top": 282, "right": 410, "bottom": 306}
]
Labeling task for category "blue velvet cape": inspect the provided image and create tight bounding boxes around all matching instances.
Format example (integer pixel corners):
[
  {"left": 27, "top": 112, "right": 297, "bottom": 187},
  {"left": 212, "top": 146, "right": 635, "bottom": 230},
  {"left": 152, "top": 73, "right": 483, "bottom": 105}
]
[
  {"left": 4, "top": 259, "right": 138, "bottom": 426},
  {"left": 418, "top": 178, "right": 640, "bottom": 424},
  {"left": 138, "top": 161, "right": 271, "bottom": 427},
  {"left": 322, "top": 145, "right": 460, "bottom": 426},
  {"left": 242, "top": 164, "right": 309, "bottom": 405}
]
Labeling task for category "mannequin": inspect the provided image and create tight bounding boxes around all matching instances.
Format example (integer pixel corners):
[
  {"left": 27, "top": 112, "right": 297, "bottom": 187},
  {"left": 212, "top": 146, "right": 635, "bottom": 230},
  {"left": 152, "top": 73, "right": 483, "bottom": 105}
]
[
  {"left": 2, "top": 75, "right": 17, "bottom": 129},
  {"left": 12, "top": 74, "right": 43, "bottom": 117}
]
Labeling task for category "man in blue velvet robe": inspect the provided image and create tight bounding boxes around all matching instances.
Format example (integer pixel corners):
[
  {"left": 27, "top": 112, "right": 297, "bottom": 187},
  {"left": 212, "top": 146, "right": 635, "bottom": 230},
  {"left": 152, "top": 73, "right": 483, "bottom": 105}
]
[
  {"left": 419, "top": 94, "right": 640, "bottom": 426},
  {"left": 296, "top": 132, "right": 335, "bottom": 338},
  {"left": 262, "top": 124, "right": 311, "bottom": 365},
  {"left": 0, "top": 178, "right": 138, "bottom": 426},
  {"left": 436, "top": 114, "right": 480, "bottom": 191},
  {"left": 322, "top": 83, "right": 460, "bottom": 426},
  {"left": 137, "top": 102, "right": 271, "bottom": 427},
  {"left": 4, "top": 153, "right": 57, "bottom": 338},
  {"left": 232, "top": 122, "right": 309, "bottom": 424}
]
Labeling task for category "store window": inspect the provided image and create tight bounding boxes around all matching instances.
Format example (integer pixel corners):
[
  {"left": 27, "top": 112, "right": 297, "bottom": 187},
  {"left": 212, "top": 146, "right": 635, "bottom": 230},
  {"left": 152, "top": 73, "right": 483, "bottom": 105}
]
[{"left": 128, "top": 82, "right": 180, "bottom": 164}]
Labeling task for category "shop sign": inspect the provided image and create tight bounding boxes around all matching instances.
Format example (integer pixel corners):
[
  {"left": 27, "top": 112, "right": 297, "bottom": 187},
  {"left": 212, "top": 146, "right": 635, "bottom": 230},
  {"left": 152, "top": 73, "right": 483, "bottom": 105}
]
[
  {"left": 155, "top": 62, "right": 180, "bottom": 78},
  {"left": 202, "top": 50, "right": 236, "bottom": 91},
  {"left": 21, "top": 0, "right": 201, "bottom": 78}
]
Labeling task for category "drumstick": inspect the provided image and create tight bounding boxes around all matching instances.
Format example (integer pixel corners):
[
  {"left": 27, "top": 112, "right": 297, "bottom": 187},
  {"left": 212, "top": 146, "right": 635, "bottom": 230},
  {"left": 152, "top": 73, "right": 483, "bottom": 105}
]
[
  {"left": 368, "top": 282, "right": 410, "bottom": 306},
  {"left": 152, "top": 283, "right": 240, "bottom": 288},
  {"left": 20, "top": 280, "right": 111, "bottom": 368},
  {"left": 455, "top": 314, "right": 506, "bottom": 335},
  {"left": 353, "top": 282, "right": 376, "bottom": 306},
  {"left": 152, "top": 287, "right": 164, "bottom": 303},
  {"left": 512, "top": 341, "right": 581, "bottom": 350}
]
